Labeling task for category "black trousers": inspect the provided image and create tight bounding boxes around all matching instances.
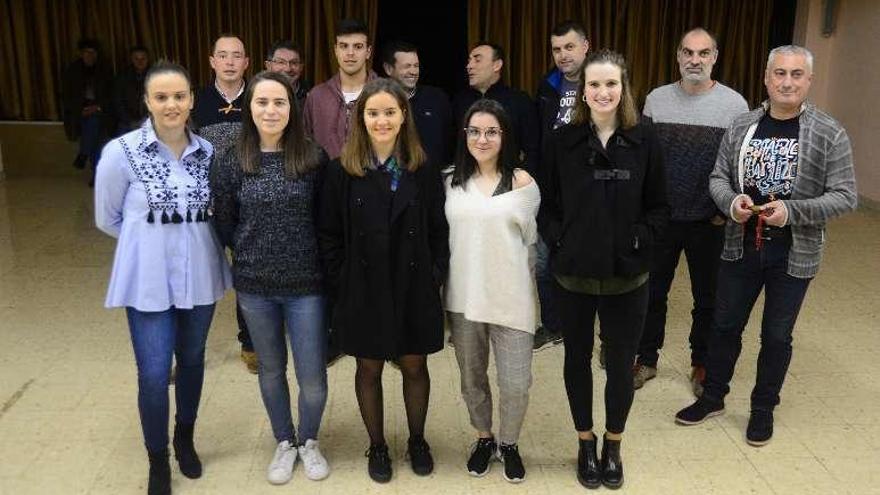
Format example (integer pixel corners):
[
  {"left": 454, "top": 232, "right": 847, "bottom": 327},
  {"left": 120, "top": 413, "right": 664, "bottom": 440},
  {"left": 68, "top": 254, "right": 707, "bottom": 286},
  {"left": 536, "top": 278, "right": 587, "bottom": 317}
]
[
  {"left": 555, "top": 280, "right": 648, "bottom": 434},
  {"left": 638, "top": 220, "right": 723, "bottom": 367}
]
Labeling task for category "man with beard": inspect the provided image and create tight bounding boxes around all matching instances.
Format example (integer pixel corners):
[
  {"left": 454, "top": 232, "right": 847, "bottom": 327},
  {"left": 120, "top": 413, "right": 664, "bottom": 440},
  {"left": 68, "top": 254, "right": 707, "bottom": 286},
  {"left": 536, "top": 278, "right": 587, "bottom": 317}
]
[{"left": 634, "top": 28, "right": 748, "bottom": 394}]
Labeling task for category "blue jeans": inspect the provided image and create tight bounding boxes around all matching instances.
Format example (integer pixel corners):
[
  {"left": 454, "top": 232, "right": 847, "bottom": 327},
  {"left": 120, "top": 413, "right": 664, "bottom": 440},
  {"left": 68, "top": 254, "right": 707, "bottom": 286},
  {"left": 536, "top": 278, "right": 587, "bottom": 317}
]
[
  {"left": 702, "top": 233, "right": 812, "bottom": 410},
  {"left": 237, "top": 292, "right": 328, "bottom": 443},
  {"left": 535, "top": 236, "right": 562, "bottom": 333},
  {"left": 126, "top": 304, "right": 216, "bottom": 453}
]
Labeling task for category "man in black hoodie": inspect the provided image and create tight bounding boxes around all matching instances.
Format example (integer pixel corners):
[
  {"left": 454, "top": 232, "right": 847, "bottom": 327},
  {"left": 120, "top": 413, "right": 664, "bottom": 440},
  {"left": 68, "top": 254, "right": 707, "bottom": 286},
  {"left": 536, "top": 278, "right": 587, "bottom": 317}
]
[
  {"left": 533, "top": 21, "right": 590, "bottom": 350},
  {"left": 453, "top": 43, "right": 539, "bottom": 174}
]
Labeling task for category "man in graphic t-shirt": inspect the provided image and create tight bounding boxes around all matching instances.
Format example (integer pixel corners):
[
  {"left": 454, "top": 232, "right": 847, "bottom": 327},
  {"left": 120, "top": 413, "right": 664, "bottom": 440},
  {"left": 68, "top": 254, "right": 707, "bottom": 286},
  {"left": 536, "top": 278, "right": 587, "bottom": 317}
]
[
  {"left": 533, "top": 20, "right": 590, "bottom": 350},
  {"left": 675, "top": 45, "right": 857, "bottom": 447}
]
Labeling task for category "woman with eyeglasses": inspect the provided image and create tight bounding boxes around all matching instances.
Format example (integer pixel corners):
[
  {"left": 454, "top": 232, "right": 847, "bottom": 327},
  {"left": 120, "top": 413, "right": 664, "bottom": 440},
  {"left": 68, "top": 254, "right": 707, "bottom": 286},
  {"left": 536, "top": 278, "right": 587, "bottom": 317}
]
[
  {"left": 443, "top": 99, "right": 540, "bottom": 484},
  {"left": 317, "top": 78, "right": 449, "bottom": 483},
  {"left": 210, "top": 71, "right": 330, "bottom": 486},
  {"left": 95, "top": 61, "right": 232, "bottom": 495},
  {"left": 538, "top": 50, "right": 668, "bottom": 489}
]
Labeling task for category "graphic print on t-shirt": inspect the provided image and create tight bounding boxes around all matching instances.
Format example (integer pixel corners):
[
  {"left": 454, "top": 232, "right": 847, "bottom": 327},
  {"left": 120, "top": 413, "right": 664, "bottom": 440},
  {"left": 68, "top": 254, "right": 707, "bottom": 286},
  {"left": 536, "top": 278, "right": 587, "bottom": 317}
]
[
  {"left": 554, "top": 78, "right": 579, "bottom": 129},
  {"left": 742, "top": 115, "right": 800, "bottom": 204}
]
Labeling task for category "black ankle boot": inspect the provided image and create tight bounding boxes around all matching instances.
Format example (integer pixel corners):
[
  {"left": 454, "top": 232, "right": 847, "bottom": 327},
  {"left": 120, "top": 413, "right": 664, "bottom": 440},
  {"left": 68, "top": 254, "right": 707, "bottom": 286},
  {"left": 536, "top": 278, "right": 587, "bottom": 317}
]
[
  {"left": 173, "top": 422, "right": 202, "bottom": 479},
  {"left": 577, "top": 437, "right": 601, "bottom": 489},
  {"left": 147, "top": 448, "right": 171, "bottom": 495},
  {"left": 600, "top": 435, "right": 623, "bottom": 489}
]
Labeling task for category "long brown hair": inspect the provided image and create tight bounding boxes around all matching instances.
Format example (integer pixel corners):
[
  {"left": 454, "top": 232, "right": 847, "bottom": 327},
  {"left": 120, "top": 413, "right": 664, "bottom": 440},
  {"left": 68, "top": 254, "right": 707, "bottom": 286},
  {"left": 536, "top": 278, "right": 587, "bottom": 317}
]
[
  {"left": 238, "top": 71, "right": 321, "bottom": 177},
  {"left": 571, "top": 49, "right": 639, "bottom": 130},
  {"left": 340, "top": 78, "right": 425, "bottom": 177}
]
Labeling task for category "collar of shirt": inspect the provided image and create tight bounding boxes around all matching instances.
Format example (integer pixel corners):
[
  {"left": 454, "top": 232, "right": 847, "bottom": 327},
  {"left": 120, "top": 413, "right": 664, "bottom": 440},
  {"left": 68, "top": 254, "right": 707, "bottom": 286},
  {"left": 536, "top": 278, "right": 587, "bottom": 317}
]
[
  {"left": 137, "top": 119, "right": 206, "bottom": 161},
  {"left": 214, "top": 79, "right": 245, "bottom": 104}
]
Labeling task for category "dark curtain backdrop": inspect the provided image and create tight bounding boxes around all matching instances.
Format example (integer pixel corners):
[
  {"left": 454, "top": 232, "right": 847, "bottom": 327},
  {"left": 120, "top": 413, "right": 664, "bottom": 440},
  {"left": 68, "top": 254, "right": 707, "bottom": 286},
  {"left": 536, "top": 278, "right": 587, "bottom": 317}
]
[
  {"left": 0, "top": 0, "right": 377, "bottom": 120},
  {"left": 1, "top": 0, "right": 783, "bottom": 121},
  {"left": 467, "top": 0, "right": 776, "bottom": 107}
]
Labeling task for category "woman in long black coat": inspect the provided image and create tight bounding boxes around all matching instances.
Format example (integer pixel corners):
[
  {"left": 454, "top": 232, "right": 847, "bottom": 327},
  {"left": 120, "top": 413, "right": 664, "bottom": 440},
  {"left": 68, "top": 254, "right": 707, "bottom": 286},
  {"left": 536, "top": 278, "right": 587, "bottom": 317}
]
[{"left": 318, "top": 78, "right": 449, "bottom": 483}]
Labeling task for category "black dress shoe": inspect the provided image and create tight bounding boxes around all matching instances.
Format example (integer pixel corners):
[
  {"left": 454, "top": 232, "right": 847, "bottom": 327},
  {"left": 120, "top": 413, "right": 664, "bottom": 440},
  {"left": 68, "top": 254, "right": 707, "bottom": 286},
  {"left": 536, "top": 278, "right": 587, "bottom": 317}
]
[
  {"left": 577, "top": 437, "right": 601, "bottom": 489},
  {"left": 600, "top": 435, "right": 623, "bottom": 489}
]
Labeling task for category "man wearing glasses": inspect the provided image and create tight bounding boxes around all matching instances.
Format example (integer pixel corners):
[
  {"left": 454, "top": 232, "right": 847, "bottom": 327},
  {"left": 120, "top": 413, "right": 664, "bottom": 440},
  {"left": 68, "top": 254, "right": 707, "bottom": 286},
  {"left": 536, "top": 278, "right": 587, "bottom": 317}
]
[{"left": 265, "top": 40, "right": 312, "bottom": 110}]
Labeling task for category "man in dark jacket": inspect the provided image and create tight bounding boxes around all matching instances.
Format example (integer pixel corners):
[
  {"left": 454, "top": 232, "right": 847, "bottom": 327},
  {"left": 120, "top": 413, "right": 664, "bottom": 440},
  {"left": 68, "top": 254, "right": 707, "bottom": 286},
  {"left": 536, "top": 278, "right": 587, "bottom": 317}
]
[
  {"left": 62, "top": 38, "right": 114, "bottom": 174},
  {"left": 536, "top": 21, "right": 590, "bottom": 143},
  {"left": 533, "top": 21, "right": 590, "bottom": 350},
  {"left": 382, "top": 40, "right": 453, "bottom": 166},
  {"left": 264, "top": 39, "right": 312, "bottom": 110},
  {"left": 113, "top": 45, "right": 151, "bottom": 134},
  {"left": 453, "top": 43, "right": 539, "bottom": 175}
]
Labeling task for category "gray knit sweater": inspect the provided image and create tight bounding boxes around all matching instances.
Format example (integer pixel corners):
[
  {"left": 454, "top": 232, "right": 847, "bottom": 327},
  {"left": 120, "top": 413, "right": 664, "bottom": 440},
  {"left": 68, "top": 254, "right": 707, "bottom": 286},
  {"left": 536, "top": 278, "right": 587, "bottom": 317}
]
[
  {"left": 710, "top": 101, "right": 858, "bottom": 278},
  {"left": 210, "top": 148, "right": 327, "bottom": 295}
]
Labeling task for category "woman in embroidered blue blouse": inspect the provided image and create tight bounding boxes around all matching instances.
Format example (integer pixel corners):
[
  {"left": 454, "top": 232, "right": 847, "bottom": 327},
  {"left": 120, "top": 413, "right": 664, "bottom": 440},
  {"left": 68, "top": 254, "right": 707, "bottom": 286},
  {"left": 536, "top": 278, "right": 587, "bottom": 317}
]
[{"left": 94, "top": 61, "right": 231, "bottom": 495}]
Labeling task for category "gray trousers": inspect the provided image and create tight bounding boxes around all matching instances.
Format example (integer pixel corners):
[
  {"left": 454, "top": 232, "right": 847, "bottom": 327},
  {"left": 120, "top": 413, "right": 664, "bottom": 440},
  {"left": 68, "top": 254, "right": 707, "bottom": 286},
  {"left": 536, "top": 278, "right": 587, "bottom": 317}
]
[{"left": 447, "top": 312, "right": 534, "bottom": 445}]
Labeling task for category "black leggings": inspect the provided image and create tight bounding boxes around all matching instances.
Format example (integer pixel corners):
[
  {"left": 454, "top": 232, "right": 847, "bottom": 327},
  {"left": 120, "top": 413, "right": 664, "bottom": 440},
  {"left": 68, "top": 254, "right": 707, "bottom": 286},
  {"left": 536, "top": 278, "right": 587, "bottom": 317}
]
[
  {"left": 554, "top": 280, "right": 648, "bottom": 434},
  {"left": 355, "top": 354, "right": 430, "bottom": 446}
]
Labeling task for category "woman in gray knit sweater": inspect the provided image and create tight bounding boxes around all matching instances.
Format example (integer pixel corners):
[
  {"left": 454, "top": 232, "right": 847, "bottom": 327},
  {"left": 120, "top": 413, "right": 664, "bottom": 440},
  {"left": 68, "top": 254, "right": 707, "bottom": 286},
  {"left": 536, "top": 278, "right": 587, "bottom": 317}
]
[{"left": 210, "top": 71, "right": 330, "bottom": 485}]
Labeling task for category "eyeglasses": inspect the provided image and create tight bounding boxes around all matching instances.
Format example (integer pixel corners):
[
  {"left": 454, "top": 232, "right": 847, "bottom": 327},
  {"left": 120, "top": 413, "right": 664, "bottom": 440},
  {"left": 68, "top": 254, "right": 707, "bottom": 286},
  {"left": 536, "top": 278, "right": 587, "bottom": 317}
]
[
  {"left": 464, "top": 126, "right": 502, "bottom": 141},
  {"left": 269, "top": 58, "right": 302, "bottom": 68}
]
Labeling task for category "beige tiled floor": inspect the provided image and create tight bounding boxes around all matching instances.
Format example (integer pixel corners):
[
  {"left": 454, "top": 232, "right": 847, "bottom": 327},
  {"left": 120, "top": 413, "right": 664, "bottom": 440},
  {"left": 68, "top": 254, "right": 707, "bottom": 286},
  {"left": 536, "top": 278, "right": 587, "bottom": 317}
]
[{"left": 1, "top": 176, "right": 878, "bottom": 494}]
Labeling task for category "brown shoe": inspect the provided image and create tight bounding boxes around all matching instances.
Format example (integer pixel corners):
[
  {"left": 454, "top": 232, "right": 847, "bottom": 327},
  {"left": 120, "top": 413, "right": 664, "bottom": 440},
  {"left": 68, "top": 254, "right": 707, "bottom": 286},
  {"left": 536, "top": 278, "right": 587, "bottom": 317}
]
[
  {"left": 241, "top": 349, "right": 259, "bottom": 374},
  {"left": 690, "top": 365, "right": 706, "bottom": 398},
  {"left": 632, "top": 364, "right": 657, "bottom": 390}
]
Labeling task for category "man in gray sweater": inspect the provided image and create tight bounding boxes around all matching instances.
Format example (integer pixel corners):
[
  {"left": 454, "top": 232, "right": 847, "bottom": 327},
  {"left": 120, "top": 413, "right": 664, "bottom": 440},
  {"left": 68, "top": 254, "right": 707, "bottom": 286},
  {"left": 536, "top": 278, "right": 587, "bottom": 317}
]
[
  {"left": 675, "top": 45, "right": 858, "bottom": 446},
  {"left": 635, "top": 28, "right": 748, "bottom": 394}
]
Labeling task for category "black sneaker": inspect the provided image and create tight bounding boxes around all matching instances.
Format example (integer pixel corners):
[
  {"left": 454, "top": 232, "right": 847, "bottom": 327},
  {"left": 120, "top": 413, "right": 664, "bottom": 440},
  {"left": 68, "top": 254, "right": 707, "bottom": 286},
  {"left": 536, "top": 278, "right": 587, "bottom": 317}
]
[
  {"left": 675, "top": 398, "right": 725, "bottom": 425},
  {"left": 746, "top": 409, "right": 774, "bottom": 446},
  {"left": 407, "top": 436, "right": 434, "bottom": 476},
  {"left": 467, "top": 437, "right": 497, "bottom": 476},
  {"left": 532, "top": 326, "right": 563, "bottom": 351},
  {"left": 365, "top": 443, "right": 392, "bottom": 483},
  {"left": 498, "top": 443, "right": 525, "bottom": 483}
]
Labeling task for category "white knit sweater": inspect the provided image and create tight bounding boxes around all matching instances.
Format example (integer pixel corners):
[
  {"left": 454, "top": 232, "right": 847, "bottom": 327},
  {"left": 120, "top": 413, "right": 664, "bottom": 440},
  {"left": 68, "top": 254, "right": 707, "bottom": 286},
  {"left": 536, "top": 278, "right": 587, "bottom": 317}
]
[{"left": 442, "top": 176, "right": 541, "bottom": 333}]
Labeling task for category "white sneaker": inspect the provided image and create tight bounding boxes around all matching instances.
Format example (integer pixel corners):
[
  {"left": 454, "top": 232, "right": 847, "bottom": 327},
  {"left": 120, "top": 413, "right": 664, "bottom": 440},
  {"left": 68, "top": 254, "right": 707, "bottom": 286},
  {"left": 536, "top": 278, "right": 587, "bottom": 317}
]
[
  {"left": 267, "top": 440, "right": 297, "bottom": 485},
  {"left": 298, "top": 439, "right": 330, "bottom": 480}
]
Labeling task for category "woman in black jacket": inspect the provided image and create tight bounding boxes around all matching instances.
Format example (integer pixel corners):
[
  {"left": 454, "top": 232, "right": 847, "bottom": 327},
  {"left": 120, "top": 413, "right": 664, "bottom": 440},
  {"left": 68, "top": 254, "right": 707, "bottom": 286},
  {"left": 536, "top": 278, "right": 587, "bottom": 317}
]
[
  {"left": 538, "top": 50, "right": 668, "bottom": 490},
  {"left": 318, "top": 78, "right": 449, "bottom": 483}
]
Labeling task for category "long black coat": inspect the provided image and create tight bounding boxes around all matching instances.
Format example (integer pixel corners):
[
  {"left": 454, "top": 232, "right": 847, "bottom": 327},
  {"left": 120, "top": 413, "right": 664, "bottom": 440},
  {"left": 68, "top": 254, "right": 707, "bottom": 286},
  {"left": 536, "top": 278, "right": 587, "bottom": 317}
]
[{"left": 318, "top": 159, "right": 449, "bottom": 360}]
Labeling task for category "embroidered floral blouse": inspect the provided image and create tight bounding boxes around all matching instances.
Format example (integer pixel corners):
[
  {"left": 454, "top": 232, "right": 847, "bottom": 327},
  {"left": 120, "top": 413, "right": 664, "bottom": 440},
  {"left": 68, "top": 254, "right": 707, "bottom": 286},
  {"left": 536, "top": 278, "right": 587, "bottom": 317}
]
[{"left": 95, "top": 120, "right": 232, "bottom": 312}]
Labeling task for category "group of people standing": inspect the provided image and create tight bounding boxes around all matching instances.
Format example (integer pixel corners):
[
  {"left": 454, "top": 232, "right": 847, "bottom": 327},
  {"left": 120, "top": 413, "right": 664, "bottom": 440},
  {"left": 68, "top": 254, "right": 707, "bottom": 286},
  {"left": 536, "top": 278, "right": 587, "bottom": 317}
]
[{"left": 93, "top": 16, "right": 857, "bottom": 495}]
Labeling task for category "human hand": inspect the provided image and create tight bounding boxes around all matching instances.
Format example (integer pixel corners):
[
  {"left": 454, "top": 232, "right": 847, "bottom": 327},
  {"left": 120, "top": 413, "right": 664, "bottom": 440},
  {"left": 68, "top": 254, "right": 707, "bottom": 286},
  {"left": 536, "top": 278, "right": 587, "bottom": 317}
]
[
  {"left": 731, "top": 195, "right": 754, "bottom": 224},
  {"left": 761, "top": 200, "right": 788, "bottom": 227}
]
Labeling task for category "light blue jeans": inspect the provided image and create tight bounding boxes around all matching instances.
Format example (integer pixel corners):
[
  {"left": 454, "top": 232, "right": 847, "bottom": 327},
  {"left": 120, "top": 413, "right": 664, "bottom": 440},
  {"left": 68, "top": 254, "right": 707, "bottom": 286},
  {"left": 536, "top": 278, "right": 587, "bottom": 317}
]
[{"left": 237, "top": 292, "right": 327, "bottom": 443}]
